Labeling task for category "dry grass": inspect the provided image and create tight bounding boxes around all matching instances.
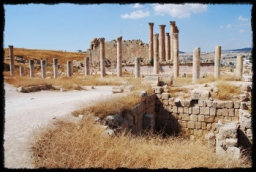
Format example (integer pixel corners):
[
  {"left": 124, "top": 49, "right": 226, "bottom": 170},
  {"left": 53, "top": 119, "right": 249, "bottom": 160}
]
[
  {"left": 4, "top": 48, "right": 87, "bottom": 65},
  {"left": 172, "top": 77, "right": 192, "bottom": 87},
  {"left": 30, "top": 116, "right": 251, "bottom": 169},
  {"left": 168, "top": 87, "right": 190, "bottom": 98},
  {"left": 211, "top": 81, "right": 241, "bottom": 100},
  {"left": 72, "top": 92, "right": 142, "bottom": 119}
]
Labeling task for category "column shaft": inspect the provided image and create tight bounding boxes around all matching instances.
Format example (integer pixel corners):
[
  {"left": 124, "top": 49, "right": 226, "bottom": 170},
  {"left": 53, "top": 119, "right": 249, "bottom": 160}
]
[
  {"left": 148, "top": 23, "right": 154, "bottom": 61},
  {"left": 84, "top": 57, "right": 90, "bottom": 76},
  {"left": 153, "top": 34, "right": 159, "bottom": 74},
  {"left": 159, "top": 25, "right": 166, "bottom": 61},
  {"left": 29, "top": 60, "right": 34, "bottom": 77},
  {"left": 214, "top": 46, "right": 221, "bottom": 78},
  {"left": 19, "top": 66, "right": 24, "bottom": 76},
  {"left": 9, "top": 45, "right": 14, "bottom": 76},
  {"left": 53, "top": 58, "right": 58, "bottom": 78},
  {"left": 236, "top": 55, "right": 243, "bottom": 80},
  {"left": 134, "top": 57, "right": 140, "bottom": 78},
  {"left": 192, "top": 47, "right": 200, "bottom": 84},
  {"left": 40, "top": 60, "right": 46, "bottom": 78},
  {"left": 100, "top": 38, "right": 106, "bottom": 78},
  {"left": 170, "top": 21, "right": 176, "bottom": 61},
  {"left": 67, "top": 60, "right": 72, "bottom": 77},
  {"left": 117, "top": 36, "right": 122, "bottom": 77},
  {"left": 173, "top": 33, "right": 179, "bottom": 78},
  {"left": 165, "top": 33, "right": 170, "bottom": 61}
]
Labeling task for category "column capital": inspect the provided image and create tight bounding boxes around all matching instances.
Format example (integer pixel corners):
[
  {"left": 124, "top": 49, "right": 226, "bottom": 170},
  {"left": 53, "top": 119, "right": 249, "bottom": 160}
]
[
  {"left": 148, "top": 22, "right": 154, "bottom": 26},
  {"left": 170, "top": 21, "right": 176, "bottom": 26},
  {"left": 8, "top": 45, "right": 13, "bottom": 48},
  {"left": 99, "top": 37, "right": 105, "bottom": 43},
  {"left": 159, "top": 25, "right": 166, "bottom": 28},
  {"left": 117, "top": 36, "right": 122, "bottom": 41},
  {"left": 166, "top": 32, "right": 169, "bottom": 35},
  {"left": 154, "top": 33, "right": 159, "bottom": 37}
]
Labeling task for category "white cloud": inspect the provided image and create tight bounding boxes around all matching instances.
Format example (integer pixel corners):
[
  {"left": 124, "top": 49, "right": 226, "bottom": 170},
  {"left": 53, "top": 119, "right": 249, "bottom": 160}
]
[
  {"left": 133, "top": 3, "right": 143, "bottom": 8},
  {"left": 151, "top": 3, "right": 207, "bottom": 18},
  {"left": 239, "top": 29, "right": 245, "bottom": 33},
  {"left": 238, "top": 15, "right": 248, "bottom": 21},
  {"left": 220, "top": 24, "right": 232, "bottom": 29},
  {"left": 226, "top": 24, "right": 232, "bottom": 28},
  {"left": 121, "top": 10, "right": 150, "bottom": 19}
]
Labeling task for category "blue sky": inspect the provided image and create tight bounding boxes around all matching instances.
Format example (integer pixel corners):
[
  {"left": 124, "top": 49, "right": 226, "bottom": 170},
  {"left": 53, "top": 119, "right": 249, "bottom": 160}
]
[{"left": 4, "top": 3, "right": 252, "bottom": 53}]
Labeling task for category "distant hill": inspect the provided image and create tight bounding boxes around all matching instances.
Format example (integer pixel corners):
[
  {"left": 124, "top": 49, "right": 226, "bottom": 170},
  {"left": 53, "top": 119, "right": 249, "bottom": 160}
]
[
  {"left": 223, "top": 48, "right": 252, "bottom": 52},
  {"left": 179, "top": 51, "right": 185, "bottom": 53}
]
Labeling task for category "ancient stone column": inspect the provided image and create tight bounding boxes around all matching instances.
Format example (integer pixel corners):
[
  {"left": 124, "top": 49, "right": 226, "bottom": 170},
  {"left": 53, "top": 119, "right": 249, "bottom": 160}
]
[
  {"left": 173, "top": 31, "right": 179, "bottom": 78},
  {"left": 153, "top": 33, "right": 159, "bottom": 74},
  {"left": 40, "top": 60, "right": 46, "bottom": 78},
  {"left": 9, "top": 45, "right": 14, "bottom": 76},
  {"left": 19, "top": 66, "right": 24, "bottom": 76},
  {"left": 192, "top": 47, "right": 200, "bottom": 84},
  {"left": 236, "top": 55, "right": 243, "bottom": 80},
  {"left": 87, "top": 48, "right": 92, "bottom": 65},
  {"left": 170, "top": 21, "right": 176, "bottom": 61},
  {"left": 159, "top": 25, "right": 166, "bottom": 61},
  {"left": 214, "top": 45, "right": 221, "bottom": 78},
  {"left": 84, "top": 57, "right": 90, "bottom": 76},
  {"left": 148, "top": 23, "right": 154, "bottom": 61},
  {"left": 165, "top": 33, "right": 170, "bottom": 61},
  {"left": 53, "top": 58, "right": 58, "bottom": 78},
  {"left": 67, "top": 60, "right": 72, "bottom": 77},
  {"left": 134, "top": 57, "right": 140, "bottom": 78},
  {"left": 116, "top": 36, "right": 122, "bottom": 77},
  {"left": 29, "top": 59, "right": 34, "bottom": 77},
  {"left": 99, "top": 38, "right": 106, "bottom": 78}
]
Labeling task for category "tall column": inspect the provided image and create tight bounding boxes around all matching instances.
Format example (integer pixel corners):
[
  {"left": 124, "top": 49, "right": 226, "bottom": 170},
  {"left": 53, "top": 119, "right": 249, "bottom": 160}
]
[
  {"left": 192, "top": 47, "right": 200, "bottom": 84},
  {"left": 153, "top": 33, "right": 159, "bottom": 74},
  {"left": 165, "top": 33, "right": 170, "bottom": 61},
  {"left": 40, "top": 60, "right": 46, "bottom": 78},
  {"left": 148, "top": 23, "right": 154, "bottom": 61},
  {"left": 67, "top": 60, "right": 72, "bottom": 77},
  {"left": 99, "top": 38, "right": 106, "bottom": 78},
  {"left": 173, "top": 30, "right": 179, "bottom": 78},
  {"left": 214, "top": 45, "right": 221, "bottom": 78},
  {"left": 87, "top": 48, "right": 92, "bottom": 65},
  {"left": 134, "top": 57, "right": 140, "bottom": 78},
  {"left": 9, "top": 45, "right": 14, "bottom": 76},
  {"left": 159, "top": 25, "right": 166, "bottom": 61},
  {"left": 29, "top": 59, "right": 34, "bottom": 77},
  {"left": 19, "top": 66, "right": 24, "bottom": 76},
  {"left": 116, "top": 36, "right": 122, "bottom": 77},
  {"left": 53, "top": 58, "right": 58, "bottom": 78},
  {"left": 236, "top": 55, "right": 243, "bottom": 80},
  {"left": 84, "top": 57, "right": 90, "bottom": 76},
  {"left": 170, "top": 21, "right": 176, "bottom": 61}
]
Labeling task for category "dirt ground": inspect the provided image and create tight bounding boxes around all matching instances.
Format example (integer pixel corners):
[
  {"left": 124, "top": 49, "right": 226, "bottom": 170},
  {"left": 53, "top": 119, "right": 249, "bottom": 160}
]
[{"left": 4, "top": 83, "right": 114, "bottom": 169}]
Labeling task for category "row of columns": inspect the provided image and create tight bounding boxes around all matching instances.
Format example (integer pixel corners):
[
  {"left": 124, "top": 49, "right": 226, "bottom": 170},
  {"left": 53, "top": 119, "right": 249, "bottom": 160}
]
[{"left": 148, "top": 22, "right": 179, "bottom": 78}]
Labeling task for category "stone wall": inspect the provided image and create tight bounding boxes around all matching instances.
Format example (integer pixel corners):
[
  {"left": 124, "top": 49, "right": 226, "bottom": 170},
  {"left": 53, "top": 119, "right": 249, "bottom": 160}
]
[{"left": 153, "top": 86, "right": 252, "bottom": 156}]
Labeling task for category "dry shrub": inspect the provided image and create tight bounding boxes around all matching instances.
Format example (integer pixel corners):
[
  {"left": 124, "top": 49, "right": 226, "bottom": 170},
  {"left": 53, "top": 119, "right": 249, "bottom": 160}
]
[
  {"left": 72, "top": 93, "right": 142, "bottom": 119},
  {"left": 31, "top": 116, "right": 251, "bottom": 169},
  {"left": 212, "top": 81, "right": 241, "bottom": 100}
]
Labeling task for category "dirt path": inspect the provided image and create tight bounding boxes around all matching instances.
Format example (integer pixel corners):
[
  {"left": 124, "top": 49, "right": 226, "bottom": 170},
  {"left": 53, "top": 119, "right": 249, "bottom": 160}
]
[{"left": 4, "top": 83, "right": 114, "bottom": 169}]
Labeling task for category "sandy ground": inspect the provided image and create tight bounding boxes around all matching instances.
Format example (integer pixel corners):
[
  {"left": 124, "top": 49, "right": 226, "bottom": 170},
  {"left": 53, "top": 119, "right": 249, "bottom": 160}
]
[{"left": 4, "top": 83, "right": 114, "bottom": 169}]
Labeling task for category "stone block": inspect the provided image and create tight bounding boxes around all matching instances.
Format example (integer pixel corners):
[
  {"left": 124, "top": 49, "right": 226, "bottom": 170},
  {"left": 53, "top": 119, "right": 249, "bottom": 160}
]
[
  {"left": 202, "top": 122, "right": 206, "bottom": 129},
  {"left": 212, "top": 101, "right": 218, "bottom": 108},
  {"left": 173, "top": 106, "right": 178, "bottom": 113},
  {"left": 198, "top": 99, "right": 206, "bottom": 107},
  {"left": 144, "top": 75, "right": 159, "bottom": 87},
  {"left": 246, "top": 129, "right": 252, "bottom": 140},
  {"left": 191, "top": 89, "right": 209, "bottom": 100},
  {"left": 211, "top": 123, "right": 217, "bottom": 131},
  {"left": 231, "top": 116, "right": 239, "bottom": 121},
  {"left": 178, "top": 107, "right": 184, "bottom": 113},
  {"left": 206, "top": 123, "right": 212, "bottom": 130},
  {"left": 194, "top": 129, "right": 203, "bottom": 137},
  {"left": 192, "top": 107, "right": 200, "bottom": 115},
  {"left": 210, "top": 108, "right": 216, "bottom": 116},
  {"left": 218, "top": 125, "right": 237, "bottom": 139},
  {"left": 216, "top": 101, "right": 225, "bottom": 108},
  {"left": 239, "top": 110, "right": 252, "bottom": 129},
  {"left": 180, "top": 100, "right": 191, "bottom": 107},
  {"left": 178, "top": 120, "right": 187, "bottom": 128},
  {"left": 217, "top": 109, "right": 222, "bottom": 116},
  {"left": 183, "top": 107, "right": 189, "bottom": 114},
  {"left": 225, "top": 101, "right": 234, "bottom": 108},
  {"left": 112, "top": 87, "right": 123, "bottom": 93},
  {"left": 190, "top": 114, "right": 198, "bottom": 121},
  {"left": 163, "top": 100, "right": 169, "bottom": 106},
  {"left": 181, "top": 113, "right": 190, "bottom": 121},
  {"left": 204, "top": 116, "right": 215, "bottom": 123},
  {"left": 196, "top": 122, "right": 202, "bottom": 129},
  {"left": 161, "top": 93, "right": 170, "bottom": 100},
  {"left": 155, "top": 86, "right": 163, "bottom": 94},
  {"left": 188, "top": 121, "right": 195, "bottom": 129},
  {"left": 205, "top": 100, "right": 213, "bottom": 107},
  {"left": 168, "top": 97, "right": 174, "bottom": 105},
  {"left": 226, "top": 138, "right": 238, "bottom": 147},
  {"left": 200, "top": 107, "right": 210, "bottom": 115},
  {"left": 228, "top": 109, "right": 235, "bottom": 117},
  {"left": 188, "top": 107, "right": 192, "bottom": 114},
  {"left": 234, "top": 101, "right": 240, "bottom": 109},
  {"left": 198, "top": 115, "right": 205, "bottom": 122},
  {"left": 226, "top": 147, "right": 240, "bottom": 159},
  {"left": 235, "top": 109, "right": 239, "bottom": 117},
  {"left": 222, "top": 108, "right": 228, "bottom": 116}
]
